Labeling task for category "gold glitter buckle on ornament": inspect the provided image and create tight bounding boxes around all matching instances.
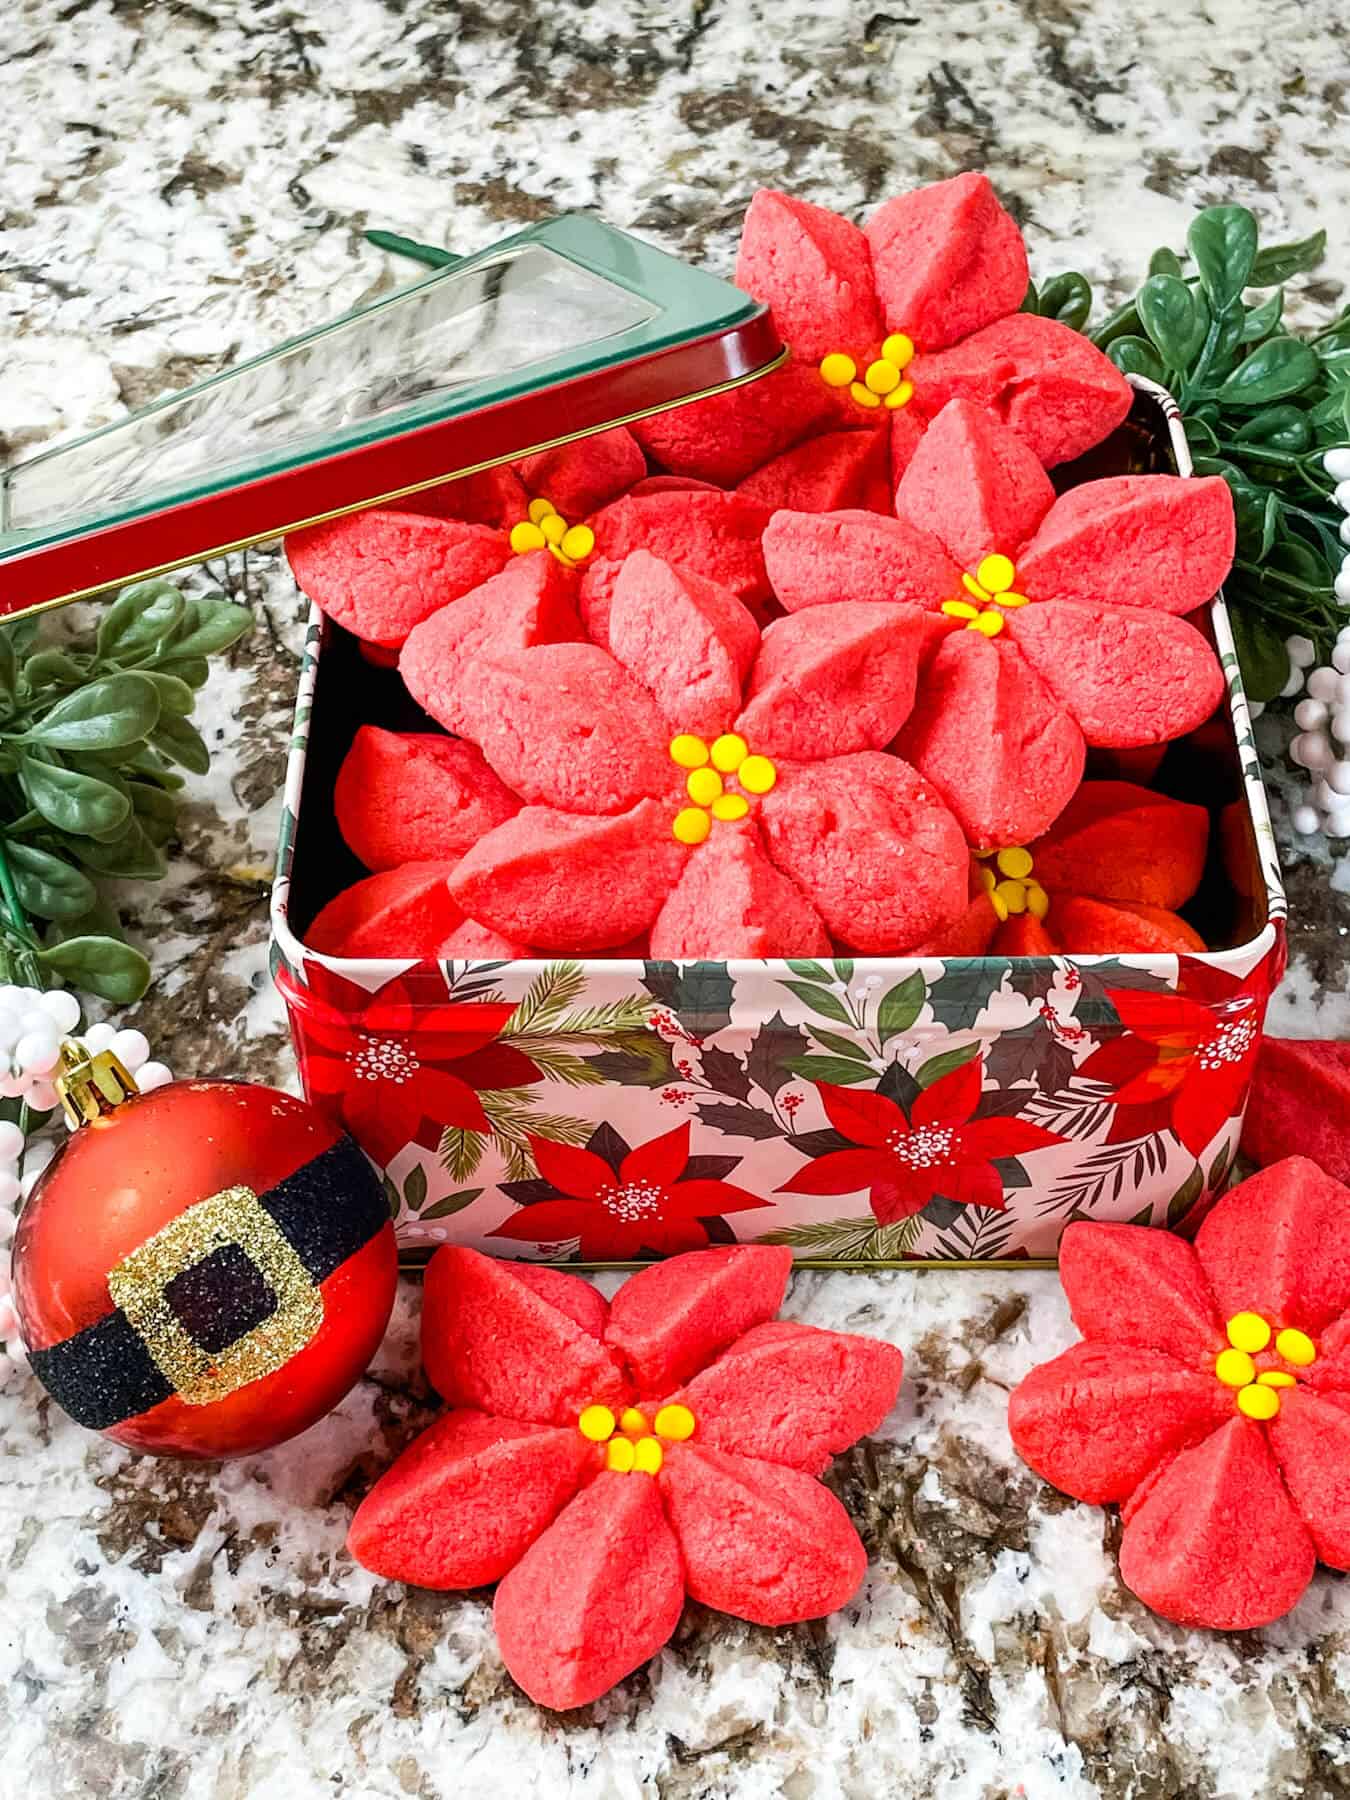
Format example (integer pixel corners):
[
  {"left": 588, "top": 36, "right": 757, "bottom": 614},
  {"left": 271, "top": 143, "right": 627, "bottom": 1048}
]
[{"left": 107, "top": 1186, "right": 323, "bottom": 1405}]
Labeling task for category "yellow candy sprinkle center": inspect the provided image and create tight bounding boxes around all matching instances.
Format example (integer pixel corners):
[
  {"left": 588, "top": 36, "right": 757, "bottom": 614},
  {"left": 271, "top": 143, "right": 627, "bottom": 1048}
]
[
  {"left": 669, "top": 732, "right": 776, "bottom": 841},
  {"left": 1212, "top": 1312, "right": 1317, "bottom": 1418},
  {"left": 687, "top": 767, "right": 724, "bottom": 807},
  {"left": 977, "top": 846, "right": 1049, "bottom": 924},
  {"left": 1226, "top": 1312, "right": 1272, "bottom": 1354},
  {"left": 738, "top": 754, "right": 777, "bottom": 795},
  {"left": 711, "top": 733, "right": 750, "bottom": 773},
  {"left": 654, "top": 1403, "right": 696, "bottom": 1441},
  {"left": 510, "top": 496, "right": 594, "bottom": 567},
  {"left": 587, "top": 1401, "right": 696, "bottom": 1473},
  {"left": 820, "top": 332, "right": 916, "bottom": 409},
  {"left": 1276, "top": 1327, "right": 1316, "bottom": 1366},
  {"left": 1214, "top": 1348, "right": 1256, "bottom": 1388},
  {"left": 712, "top": 793, "right": 750, "bottom": 822},
  {"left": 882, "top": 333, "right": 914, "bottom": 370},
  {"left": 578, "top": 1404, "right": 616, "bottom": 1442},
  {"left": 673, "top": 807, "right": 711, "bottom": 846},
  {"left": 606, "top": 1436, "right": 636, "bottom": 1472},
  {"left": 670, "top": 734, "right": 710, "bottom": 770},
  {"left": 946, "top": 552, "right": 1032, "bottom": 634},
  {"left": 1237, "top": 1384, "right": 1280, "bottom": 1422},
  {"left": 634, "top": 1438, "right": 664, "bottom": 1475}
]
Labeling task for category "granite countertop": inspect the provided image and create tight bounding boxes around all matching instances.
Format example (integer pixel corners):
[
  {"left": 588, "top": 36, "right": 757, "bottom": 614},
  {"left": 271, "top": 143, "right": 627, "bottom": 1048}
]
[{"left": 4, "top": 2, "right": 1350, "bottom": 1795}]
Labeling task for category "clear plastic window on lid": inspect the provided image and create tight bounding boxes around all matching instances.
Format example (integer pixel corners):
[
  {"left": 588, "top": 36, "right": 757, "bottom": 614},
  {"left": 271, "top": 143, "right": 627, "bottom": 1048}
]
[{"left": 0, "top": 215, "right": 783, "bottom": 617}]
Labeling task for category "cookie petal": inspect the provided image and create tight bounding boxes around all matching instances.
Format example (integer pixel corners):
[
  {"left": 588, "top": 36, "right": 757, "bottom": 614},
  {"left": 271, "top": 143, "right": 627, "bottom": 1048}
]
[
  {"left": 1058, "top": 1221, "right": 1225, "bottom": 1363},
  {"left": 1267, "top": 1387, "right": 1350, "bottom": 1569},
  {"left": 422, "top": 1247, "right": 628, "bottom": 1425},
  {"left": 456, "top": 643, "right": 672, "bottom": 814},
  {"left": 1195, "top": 1156, "right": 1350, "bottom": 1335},
  {"left": 659, "top": 1441, "right": 867, "bottom": 1626},
  {"left": 649, "top": 826, "right": 831, "bottom": 960},
  {"left": 1118, "top": 1417, "right": 1316, "bottom": 1629},
  {"left": 1019, "top": 475, "right": 1236, "bottom": 615},
  {"left": 894, "top": 398, "right": 1056, "bottom": 569},
  {"left": 737, "top": 602, "right": 926, "bottom": 759},
  {"left": 735, "top": 188, "right": 883, "bottom": 359},
  {"left": 515, "top": 427, "right": 646, "bottom": 517},
  {"left": 591, "top": 490, "right": 773, "bottom": 609},
  {"left": 1030, "top": 781, "right": 1209, "bottom": 909},
  {"left": 895, "top": 630, "right": 1085, "bottom": 849},
  {"left": 348, "top": 1409, "right": 597, "bottom": 1589},
  {"left": 399, "top": 551, "right": 582, "bottom": 735},
  {"left": 1052, "top": 896, "right": 1206, "bottom": 955},
  {"left": 287, "top": 511, "right": 513, "bottom": 646},
  {"left": 758, "top": 751, "right": 968, "bottom": 952},
  {"left": 335, "top": 727, "right": 520, "bottom": 872},
  {"left": 911, "top": 313, "right": 1134, "bottom": 468},
  {"left": 672, "top": 1319, "right": 902, "bottom": 1473},
  {"left": 303, "top": 862, "right": 464, "bottom": 959},
  {"left": 494, "top": 1471, "right": 685, "bottom": 1709},
  {"left": 762, "top": 507, "right": 960, "bottom": 615},
  {"left": 1008, "top": 601, "right": 1224, "bottom": 748},
  {"left": 447, "top": 801, "right": 687, "bottom": 953},
  {"left": 632, "top": 361, "right": 844, "bottom": 488},
  {"left": 1009, "top": 1341, "right": 1232, "bottom": 1504},
  {"left": 607, "top": 550, "right": 759, "bottom": 737},
  {"left": 865, "top": 171, "right": 1029, "bottom": 353},
  {"left": 737, "top": 426, "right": 892, "bottom": 516},
  {"left": 604, "top": 1244, "right": 793, "bottom": 1393}
]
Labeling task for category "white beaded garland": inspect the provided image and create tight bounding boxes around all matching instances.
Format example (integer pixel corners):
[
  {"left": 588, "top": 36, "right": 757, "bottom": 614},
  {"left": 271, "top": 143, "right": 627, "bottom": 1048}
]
[
  {"left": 1325, "top": 447, "right": 1350, "bottom": 482},
  {"left": 1287, "top": 634, "right": 1318, "bottom": 668},
  {"left": 109, "top": 1029, "right": 151, "bottom": 1073},
  {"left": 1295, "top": 698, "right": 1329, "bottom": 730},
  {"left": 1291, "top": 731, "right": 1333, "bottom": 770},
  {"left": 1293, "top": 804, "right": 1322, "bottom": 835}
]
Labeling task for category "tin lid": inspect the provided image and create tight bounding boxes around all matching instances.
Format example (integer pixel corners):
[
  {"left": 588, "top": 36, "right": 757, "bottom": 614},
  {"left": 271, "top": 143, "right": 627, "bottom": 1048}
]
[{"left": 0, "top": 215, "right": 784, "bottom": 619}]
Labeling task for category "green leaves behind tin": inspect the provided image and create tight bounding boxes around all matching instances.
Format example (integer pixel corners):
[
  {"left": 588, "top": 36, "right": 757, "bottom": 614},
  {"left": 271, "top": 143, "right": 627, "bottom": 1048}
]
[
  {"left": 1044, "top": 200, "right": 1349, "bottom": 680},
  {"left": 0, "top": 581, "right": 252, "bottom": 1001}
]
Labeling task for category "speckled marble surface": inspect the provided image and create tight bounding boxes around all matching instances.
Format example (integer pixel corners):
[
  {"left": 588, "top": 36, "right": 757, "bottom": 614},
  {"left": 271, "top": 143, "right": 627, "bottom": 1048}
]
[{"left": 5, "top": 2, "right": 1350, "bottom": 1796}]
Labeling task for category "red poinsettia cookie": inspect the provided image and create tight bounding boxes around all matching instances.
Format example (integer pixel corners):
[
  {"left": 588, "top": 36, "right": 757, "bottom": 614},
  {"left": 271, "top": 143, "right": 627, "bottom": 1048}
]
[
  {"left": 633, "top": 172, "right": 1131, "bottom": 499},
  {"left": 1009, "top": 1157, "right": 1350, "bottom": 1630},
  {"left": 765, "top": 398, "right": 1233, "bottom": 847},
  {"left": 349, "top": 1245, "right": 904, "bottom": 1708}
]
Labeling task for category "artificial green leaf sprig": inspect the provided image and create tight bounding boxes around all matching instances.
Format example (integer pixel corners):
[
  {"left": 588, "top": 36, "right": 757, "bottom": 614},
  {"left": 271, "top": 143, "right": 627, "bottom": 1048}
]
[
  {"left": 0, "top": 581, "right": 251, "bottom": 1002},
  {"left": 1026, "top": 205, "right": 1350, "bottom": 702}
]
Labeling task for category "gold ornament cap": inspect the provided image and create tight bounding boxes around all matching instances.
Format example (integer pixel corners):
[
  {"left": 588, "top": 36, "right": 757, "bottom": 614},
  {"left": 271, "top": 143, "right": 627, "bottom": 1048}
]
[{"left": 54, "top": 1038, "right": 141, "bottom": 1128}]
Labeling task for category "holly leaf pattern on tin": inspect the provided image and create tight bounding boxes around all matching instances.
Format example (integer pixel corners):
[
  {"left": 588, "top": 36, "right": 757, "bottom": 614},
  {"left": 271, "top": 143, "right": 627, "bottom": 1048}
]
[
  {"left": 925, "top": 961, "right": 1011, "bottom": 1031},
  {"left": 745, "top": 1011, "right": 812, "bottom": 1099},
  {"left": 642, "top": 961, "right": 735, "bottom": 1037}
]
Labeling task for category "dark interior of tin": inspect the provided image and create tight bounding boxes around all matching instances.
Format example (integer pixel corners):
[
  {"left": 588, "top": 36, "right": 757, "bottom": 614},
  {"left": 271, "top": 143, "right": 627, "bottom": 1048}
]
[{"left": 285, "top": 390, "right": 1272, "bottom": 959}]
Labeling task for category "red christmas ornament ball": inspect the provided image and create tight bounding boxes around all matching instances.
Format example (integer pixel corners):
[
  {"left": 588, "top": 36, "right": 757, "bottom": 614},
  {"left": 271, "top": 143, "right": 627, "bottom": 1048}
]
[{"left": 13, "top": 1079, "right": 398, "bottom": 1458}]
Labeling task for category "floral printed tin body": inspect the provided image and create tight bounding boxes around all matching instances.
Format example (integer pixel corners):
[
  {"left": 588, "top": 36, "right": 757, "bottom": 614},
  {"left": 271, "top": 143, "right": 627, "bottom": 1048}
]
[{"left": 271, "top": 382, "right": 1286, "bottom": 1267}]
